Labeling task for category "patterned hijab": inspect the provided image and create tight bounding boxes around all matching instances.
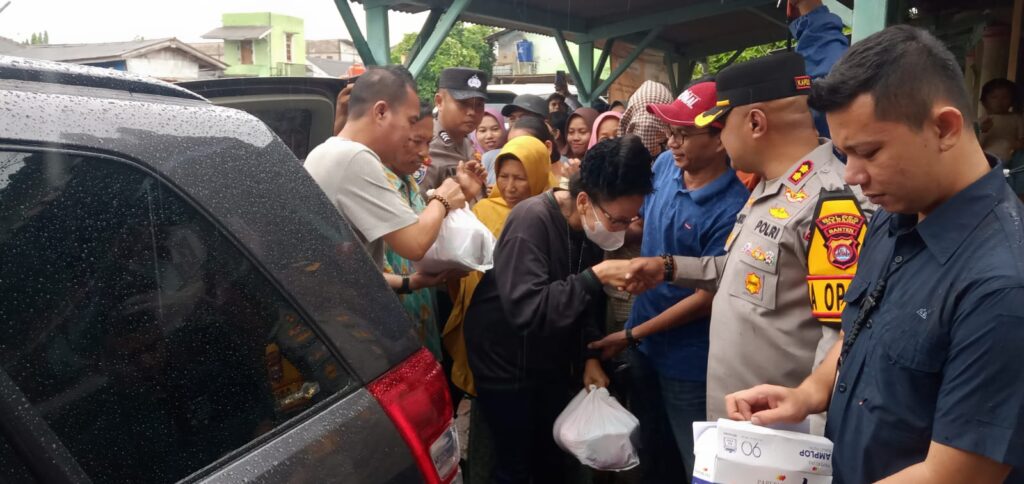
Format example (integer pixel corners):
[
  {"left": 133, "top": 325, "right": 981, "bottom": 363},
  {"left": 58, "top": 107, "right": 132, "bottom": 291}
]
[{"left": 618, "top": 80, "right": 672, "bottom": 157}]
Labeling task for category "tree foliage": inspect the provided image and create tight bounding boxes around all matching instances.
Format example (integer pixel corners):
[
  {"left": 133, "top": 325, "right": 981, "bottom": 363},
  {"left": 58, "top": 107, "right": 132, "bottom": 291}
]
[
  {"left": 391, "top": 23, "right": 498, "bottom": 102},
  {"left": 25, "top": 31, "right": 49, "bottom": 45},
  {"left": 692, "top": 39, "right": 790, "bottom": 79}
]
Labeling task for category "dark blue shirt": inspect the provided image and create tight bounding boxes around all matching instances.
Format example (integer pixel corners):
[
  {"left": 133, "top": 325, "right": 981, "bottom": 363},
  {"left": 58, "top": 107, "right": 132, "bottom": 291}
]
[
  {"left": 826, "top": 162, "right": 1024, "bottom": 483},
  {"left": 626, "top": 151, "right": 749, "bottom": 381},
  {"left": 791, "top": 5, "right": 849, "bottom": 138}
]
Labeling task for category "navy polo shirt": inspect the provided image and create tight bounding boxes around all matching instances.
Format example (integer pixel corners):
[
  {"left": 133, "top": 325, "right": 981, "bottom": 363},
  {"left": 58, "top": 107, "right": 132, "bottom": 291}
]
[
  {"left": 627, "top": 151, "right": 749, "bottom": 381},
  {"left": 826, "top": 161, "right": 1024, "bottom": 483}
]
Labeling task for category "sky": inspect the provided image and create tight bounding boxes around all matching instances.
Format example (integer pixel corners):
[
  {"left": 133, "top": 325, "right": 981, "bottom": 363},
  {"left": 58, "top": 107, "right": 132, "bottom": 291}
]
[{"left": 0, "top": 0, "right": 428, "bottom": 45}]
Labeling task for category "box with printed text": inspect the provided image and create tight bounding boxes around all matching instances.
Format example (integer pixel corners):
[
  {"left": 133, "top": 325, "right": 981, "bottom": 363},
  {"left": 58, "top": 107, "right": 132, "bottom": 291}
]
[{"left": 692, "top": 419, "right": 834, "bottom": 484}]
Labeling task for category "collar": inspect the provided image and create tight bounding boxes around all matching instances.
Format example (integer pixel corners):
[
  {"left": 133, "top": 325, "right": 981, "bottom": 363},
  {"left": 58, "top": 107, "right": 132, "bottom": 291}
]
[
  {"left": 889, "top": 156, "right": 1005, "bottom": 264},
  {"left": 683, "top": 168, "right": 739, "bottom": 205}
]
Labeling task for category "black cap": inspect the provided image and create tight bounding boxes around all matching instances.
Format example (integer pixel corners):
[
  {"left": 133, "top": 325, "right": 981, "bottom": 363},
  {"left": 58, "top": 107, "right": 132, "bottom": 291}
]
[
  {"left": 501, "top": 94, "right": 547, "bottom": 118},
  {"left": 438, "top": 67, "right": 488, "bottom": 100},
  {"left": 695, "top": 52, "right": 812, "bottom": 128}
]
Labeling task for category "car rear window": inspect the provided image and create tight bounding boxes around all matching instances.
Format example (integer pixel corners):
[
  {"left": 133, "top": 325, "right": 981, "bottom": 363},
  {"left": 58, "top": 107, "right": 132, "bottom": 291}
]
[{"left": 0, "top": 150, "right": 354, "bottom": 482}]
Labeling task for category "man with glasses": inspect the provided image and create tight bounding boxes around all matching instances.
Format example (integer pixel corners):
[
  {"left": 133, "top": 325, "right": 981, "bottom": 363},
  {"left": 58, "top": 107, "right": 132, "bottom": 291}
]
[
  {"left": 588, "top": 80, "right": 749, "bottom": 480},
  {"left": 623, "top": 53, "right": 870, "bottom": 434}
]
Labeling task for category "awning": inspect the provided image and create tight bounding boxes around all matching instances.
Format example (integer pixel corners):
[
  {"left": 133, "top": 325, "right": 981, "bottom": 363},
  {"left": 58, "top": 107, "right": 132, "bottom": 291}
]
[{"left": 201, "top": 26, "right": 272, "bottom": 41}]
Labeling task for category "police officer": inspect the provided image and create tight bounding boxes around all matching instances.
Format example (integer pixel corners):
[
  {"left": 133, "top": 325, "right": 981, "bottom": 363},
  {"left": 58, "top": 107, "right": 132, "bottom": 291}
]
[
  {"left": 623, "top": 52, "right": 871, "bottom": 425},
  {"left": 418, "top": 67, "right": 487, "bottom": 193},
  {"left": 728, "top": 26, "right": 1024, "bottom": 483}
]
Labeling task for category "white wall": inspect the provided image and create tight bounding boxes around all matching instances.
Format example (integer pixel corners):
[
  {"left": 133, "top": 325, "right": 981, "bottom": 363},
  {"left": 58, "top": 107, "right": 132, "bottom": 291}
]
[{"left": 126, "top": 48, "right": 200, "bottom": 81}]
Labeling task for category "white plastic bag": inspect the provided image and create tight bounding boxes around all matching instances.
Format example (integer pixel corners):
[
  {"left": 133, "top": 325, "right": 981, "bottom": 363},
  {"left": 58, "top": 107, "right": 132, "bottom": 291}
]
[
  {"left": 553, "top": 386, "right": 640, "bottom": 471},
  {"left": 415, "top": 208, "right": 496, "bottom": 274}
]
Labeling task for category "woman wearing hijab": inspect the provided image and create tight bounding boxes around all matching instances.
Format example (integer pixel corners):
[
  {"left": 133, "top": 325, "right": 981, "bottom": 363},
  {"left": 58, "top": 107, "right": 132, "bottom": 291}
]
[
  {"left": 475, "top": 107, "right": 509, "bottom": 185},
  {"left": 564, "top": 107, "right": 599, "bottom": 175},
  {"left": 618, "top": 80, "right": 673, "bottom": 158},
  {"left": 444, "top": 135, "right": 556, "bottom": 397},
  {"left": 589, "top": 110, "right": 624, "bottom": 150},
  {"left": 464, "top": 135, "right": 654, "bottom": 484}
]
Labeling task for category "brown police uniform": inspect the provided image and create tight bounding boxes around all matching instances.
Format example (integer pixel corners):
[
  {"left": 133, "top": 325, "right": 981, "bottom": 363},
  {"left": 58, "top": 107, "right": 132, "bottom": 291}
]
[
  {"left": 419, "top": 120, "right": 479, "bottom": 193},
  {"left": 670, "top": 142, "right": 872, "bottom": 421},
  {"left": 417, "top": 67, "right": 487, "bottom": 193}
]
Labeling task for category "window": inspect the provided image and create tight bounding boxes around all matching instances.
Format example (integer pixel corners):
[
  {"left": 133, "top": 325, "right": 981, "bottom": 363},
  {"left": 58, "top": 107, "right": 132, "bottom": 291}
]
[
  {"left": 285, "top": 33, "right": 294, "bottom": 63},
  {"left": 0, "top": 151, "right": 353, "bottom": 482},
  {"left": 240, "top": 40, "right": 253, "bottom": 65}
]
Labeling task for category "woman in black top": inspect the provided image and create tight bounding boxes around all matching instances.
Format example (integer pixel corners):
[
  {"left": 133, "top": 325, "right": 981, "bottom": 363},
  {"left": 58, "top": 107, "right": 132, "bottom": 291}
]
[{"left": 464, "top": 135, "right": 654, "bottom": 484}]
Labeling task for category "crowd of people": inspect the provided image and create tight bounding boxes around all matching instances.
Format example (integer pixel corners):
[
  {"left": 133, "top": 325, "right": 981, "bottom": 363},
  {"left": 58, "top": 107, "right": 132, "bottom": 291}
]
[{"left": 303, "top": 0, "right": 1024, "bottom": 482}]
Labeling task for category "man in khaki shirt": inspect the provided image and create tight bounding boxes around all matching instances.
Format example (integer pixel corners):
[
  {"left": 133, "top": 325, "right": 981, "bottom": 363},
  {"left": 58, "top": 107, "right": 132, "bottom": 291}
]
[{"left": 625, "top": 52, "right": 871, "bottom": 423}]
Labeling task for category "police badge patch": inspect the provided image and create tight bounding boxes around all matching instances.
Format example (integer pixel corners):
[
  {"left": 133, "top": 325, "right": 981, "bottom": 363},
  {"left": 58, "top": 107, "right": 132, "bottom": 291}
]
[
  {"left": 467, "top": 75, "right": 482, "bottom": 89},
  {"left": 815, "top": 212, "right": 866, "bottom": 269}
]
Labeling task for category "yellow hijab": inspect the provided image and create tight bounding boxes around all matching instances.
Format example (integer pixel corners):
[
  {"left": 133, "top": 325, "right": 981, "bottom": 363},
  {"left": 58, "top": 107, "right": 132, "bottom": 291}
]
[{"left": 443, "top": 135, "right": 554, "bottom": 396}]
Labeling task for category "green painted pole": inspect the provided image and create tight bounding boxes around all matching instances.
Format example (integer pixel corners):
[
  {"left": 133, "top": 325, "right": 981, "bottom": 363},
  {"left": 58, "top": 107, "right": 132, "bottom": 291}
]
[
  {"left": 852, "top": 0, "right": 889, "bottom": 43},
  {"left": 333, "top": 0, "right": 376, "bottom": 66},
  {"left": 594, "top": 38, "right": 615, "bottom": 81},
  {"left": 579, "top": 41, "right": 595, "bottom": 105},
  {"left": 405, "top": 9, "right": 442, "bottom": 67},
  {"left": 590, "top": 27, "right": 664, "bottom": 101},
  {"left": 553, "top": 30, "right": 591, "bottom": 103},
  {"left": 365, "top": 5, "right": 391, "bottom": 65},
  {"left": 408, "top": 0, "right": 473, "bottom": 79}
]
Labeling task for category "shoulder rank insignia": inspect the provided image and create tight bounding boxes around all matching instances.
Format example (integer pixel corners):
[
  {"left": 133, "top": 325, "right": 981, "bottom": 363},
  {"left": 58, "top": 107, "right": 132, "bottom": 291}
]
[
  {"left": 806, "top": 187, "right": 868, "bottom": 324},
  {"left": 788, "top": 160, "right": 814, "bottom": 184},
  {"left": 438, "top": 130, "right": 453, "bottom": 146}
]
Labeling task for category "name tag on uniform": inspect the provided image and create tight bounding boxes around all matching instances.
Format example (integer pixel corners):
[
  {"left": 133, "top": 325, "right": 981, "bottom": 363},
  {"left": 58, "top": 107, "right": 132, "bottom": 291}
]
[{"left": 753, "top": 219, "right": 783, "bottom": 241}]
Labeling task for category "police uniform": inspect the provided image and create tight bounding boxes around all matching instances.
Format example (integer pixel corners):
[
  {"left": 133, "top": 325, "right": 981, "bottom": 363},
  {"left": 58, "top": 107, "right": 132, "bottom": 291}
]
[
  {"left": 678, "top": 52, "right": 873, "bottom": 422},
  {"left": 417, "top": 67, "right": 487, "bottom": 192}
]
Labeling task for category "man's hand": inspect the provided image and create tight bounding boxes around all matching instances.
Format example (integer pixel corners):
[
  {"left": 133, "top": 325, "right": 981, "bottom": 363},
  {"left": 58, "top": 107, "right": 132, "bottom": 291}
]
[
  {"left": 455, "top": 160, "right": 488, "bottom": 199},
  {"left": 583, "top": 358, "right": 610, "bottom": 389},
  {"left": 333, "top": 83, "right": 353, "bottom": 136},
  {"left": 622, "top": 256, "right": 665, "bottom": 294},
  {"left": 788, "top": 0, "right": 823, "bottom": 17},
  {"left": 434, "top": 178, "right": 468, "bottom": 211},
  {"left": 410, "top": 269, "right": 468, "bottom": 290},
  {"left": 592, "top": 259, "right": 633, "bottom": 288},
  {"left": 588, "top": 330, "right": 630, "bottom": 360},
  {"left": 725, "top": 384, "right": 814, "bottom": 426}
]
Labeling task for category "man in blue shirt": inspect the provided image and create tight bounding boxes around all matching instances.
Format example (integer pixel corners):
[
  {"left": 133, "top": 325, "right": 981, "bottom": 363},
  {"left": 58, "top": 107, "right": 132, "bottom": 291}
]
[
  {"left": 590, "top": 81, "right": 749, "bottom": 480},
  {"left": 726, "top": 26, "right": 1024, "bottom": 483}
]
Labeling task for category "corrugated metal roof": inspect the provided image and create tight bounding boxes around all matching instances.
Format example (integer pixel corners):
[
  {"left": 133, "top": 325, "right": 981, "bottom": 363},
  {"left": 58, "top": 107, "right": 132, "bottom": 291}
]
[{"left": 201, "top": 26, "right": 272, "bottom": 41}]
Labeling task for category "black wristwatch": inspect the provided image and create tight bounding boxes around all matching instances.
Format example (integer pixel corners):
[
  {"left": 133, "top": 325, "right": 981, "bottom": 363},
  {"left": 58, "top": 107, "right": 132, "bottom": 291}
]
[
  {"left": 625, "top": 327, "right": 640, "bottom": 348},
  {"left": 397, "top": 276, "right": 412, "bottom": 294}
]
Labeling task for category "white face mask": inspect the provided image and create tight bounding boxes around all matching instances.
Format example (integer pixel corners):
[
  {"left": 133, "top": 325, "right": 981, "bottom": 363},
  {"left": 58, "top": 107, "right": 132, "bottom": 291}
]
[{"left": 582, "top": 203, "right": 626, "bottom": 251}]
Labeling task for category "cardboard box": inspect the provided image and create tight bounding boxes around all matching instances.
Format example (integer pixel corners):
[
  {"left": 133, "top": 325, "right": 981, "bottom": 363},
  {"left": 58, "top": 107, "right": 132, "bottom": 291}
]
[{"left": 692, "top": 419, "right": 834, "bottom": 484}]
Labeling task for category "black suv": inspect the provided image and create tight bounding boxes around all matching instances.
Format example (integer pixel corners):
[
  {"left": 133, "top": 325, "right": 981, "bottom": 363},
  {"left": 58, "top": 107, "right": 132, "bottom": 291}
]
[{"left": 0, "top": 56, "right": 459, "bottom": 483}]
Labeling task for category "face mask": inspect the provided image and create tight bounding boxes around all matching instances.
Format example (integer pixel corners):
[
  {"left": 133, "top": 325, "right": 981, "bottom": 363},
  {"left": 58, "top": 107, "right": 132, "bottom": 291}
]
[{"left": 583, "top": 203, "right": 626, "bottom": 251}]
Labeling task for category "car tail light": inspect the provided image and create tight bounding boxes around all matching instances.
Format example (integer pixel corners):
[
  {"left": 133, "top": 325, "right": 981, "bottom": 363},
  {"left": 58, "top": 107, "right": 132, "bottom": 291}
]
[{"left": 368, "top": 348, "right": 460, "bottom": 483}]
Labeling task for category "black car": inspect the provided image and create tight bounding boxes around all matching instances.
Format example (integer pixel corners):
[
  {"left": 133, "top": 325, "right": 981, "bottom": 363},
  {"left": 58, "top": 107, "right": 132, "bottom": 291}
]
[{"left": 0, "top": 56, "right": 460, "bottom": 483}]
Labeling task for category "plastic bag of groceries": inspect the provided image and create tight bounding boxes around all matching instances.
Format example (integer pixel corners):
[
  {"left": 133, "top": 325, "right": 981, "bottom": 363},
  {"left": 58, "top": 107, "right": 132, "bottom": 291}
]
[
  {"left": 553, "top": 386, "right": 640, "bottom": 471},
  {"left": 415, "top": 208, "right": 496, "bottom": 274}
]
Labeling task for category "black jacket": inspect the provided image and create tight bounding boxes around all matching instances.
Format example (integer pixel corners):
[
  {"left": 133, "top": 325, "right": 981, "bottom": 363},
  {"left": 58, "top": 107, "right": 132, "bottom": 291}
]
[{"left": 465, "top": 191, "right": 606, "bottom": 390}]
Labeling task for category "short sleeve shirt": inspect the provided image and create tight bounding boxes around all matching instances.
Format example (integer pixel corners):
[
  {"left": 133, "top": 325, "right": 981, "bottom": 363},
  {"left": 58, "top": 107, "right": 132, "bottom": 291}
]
[
  {"left": 421, "top": 119, "right": 478, "bottom": 192},
  {"left": 705, "top": 141, "right": 871, "bottom": 420},
  {"left": 627, "top": 151, "right": 749, "bottom": 381},
  {"left": 304, "top": 137, "right": 418, "bottom": 267},
  {"left": 826, "top": 162, "right": 1024, "bottom": 483}
]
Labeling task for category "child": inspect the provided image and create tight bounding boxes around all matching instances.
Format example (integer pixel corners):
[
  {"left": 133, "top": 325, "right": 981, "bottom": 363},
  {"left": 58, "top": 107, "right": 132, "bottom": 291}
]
[{"left": 979, "top": 78, "right": 1024, "bottom": 162}]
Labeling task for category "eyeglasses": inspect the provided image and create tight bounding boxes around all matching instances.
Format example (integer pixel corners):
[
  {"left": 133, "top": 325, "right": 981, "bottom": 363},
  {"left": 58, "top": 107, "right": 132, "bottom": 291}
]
[
  {"left": 594, "top": 201, "right": 639, "bottom": 229},
  {"left": 663, "top": 127, "right": 711, "bottom": 142}
]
